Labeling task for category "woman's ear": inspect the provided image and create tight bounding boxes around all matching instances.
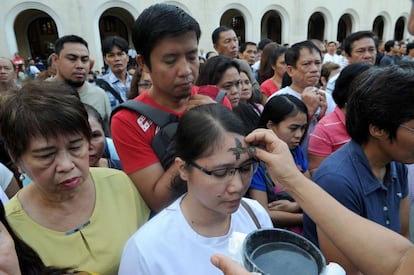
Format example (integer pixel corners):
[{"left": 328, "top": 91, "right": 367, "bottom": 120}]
[{"left": 175, "top": 157, "right": 189, "bottom": 181}]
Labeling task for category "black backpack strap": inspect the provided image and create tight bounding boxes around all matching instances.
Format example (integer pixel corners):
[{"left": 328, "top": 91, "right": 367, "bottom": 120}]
[
  {"left": 95, "top": 78, "right": 124, "bottom": 104},
  {"left": 215, "top": 90, "right": 227, "bottom": 103},
  {"left": 241, "top": 200, "right": 261, "bottom": 229},
  {"left": 111, "top": 100, "right": 178, "bottom": 127}
]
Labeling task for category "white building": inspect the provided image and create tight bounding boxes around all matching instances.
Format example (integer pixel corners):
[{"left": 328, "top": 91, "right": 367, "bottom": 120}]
[{"left": 1, "top": 0, "right": 411, "bottom": 70}]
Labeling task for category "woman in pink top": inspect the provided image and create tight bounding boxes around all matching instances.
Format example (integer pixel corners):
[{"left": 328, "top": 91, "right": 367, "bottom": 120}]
[{"left": 259, "top": 45, "right": 288, "bottom": 99}]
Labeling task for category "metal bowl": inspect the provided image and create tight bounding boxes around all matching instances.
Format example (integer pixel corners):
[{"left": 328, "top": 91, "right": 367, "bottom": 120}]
[{"left": 243, "top": 228, "right": 326, "bottom": 275}]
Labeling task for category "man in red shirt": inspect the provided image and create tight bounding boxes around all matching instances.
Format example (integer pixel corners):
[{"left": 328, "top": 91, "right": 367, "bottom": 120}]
[{"left": 111, "top": 4, "right": 219, "bottom": 212}]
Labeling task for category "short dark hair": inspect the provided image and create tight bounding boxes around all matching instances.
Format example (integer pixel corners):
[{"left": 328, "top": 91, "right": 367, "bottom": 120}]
[
  {"left": 285, "top": 40, "right": 321, "bottom": 67},
  {"left": 332, "top": 62, "right": 371, "bottom": 108},
  {"left": 343, "top": 31, "right": 375, "bottom": 57},
  {"left": 384, "top": 40, "right": 396, "bottom": 52},
  {"left": 239, "top": 41, "right": 257, "bottom": 53},
  {"left": 132, "top": 4, "right": 201, "bottom": 71},
  {"left": 212, "top": 26, "right": 233, "bottom": 45},
  {"left": 205, "top": 51, "right": 217, "bottom": 59},
  {"left": 196, "top": 55, "right": 240, "bottom": 86},
  {"left": 0, "top": 81, "right": 91, "bottom": 162},
  {"left": 258, "top": 94, "right": 308, "bottom": 128},
  {"left": 176, "top": 103, "right": 247, "bottom": 162},
  {"left": 346, "top": 65, "right": 414, "bottom": 144},
  {"left": 101, "top": 35, "right": 129, "bottom": 56},
  {"left": 257, "top": 38, "right": 273, "bottom": 51},
  {"left": 54, "top": 35, "right": 88, "bottom": 56},
  {"left": 407, "top": 42, "right": 414, "bottom": 52}
]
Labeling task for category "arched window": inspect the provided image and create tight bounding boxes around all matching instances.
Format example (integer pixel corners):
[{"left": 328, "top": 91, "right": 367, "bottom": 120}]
[
  {"left": 261, "top": 10, "right": 282, "bottom": 44},
  {"left": 394, "top": 17, "right": 405, "bottom": 41},
  {"left": 373, "top": 16, "right": 385, "bottom": 41},
  {"left": 26, "top": 15, "right": 58, "bottom": 60},
  {"left": 12, "top": 9, "right": 60, "bottom": 65},
  {"left": 307, "top": 12, "right": 325, "bottom": 41},
  {"left": 99, "top": 15, "right": 128, "bottom": 41},
  {"left": 337, "top": 14, "right": 353, "bottom": 43}
]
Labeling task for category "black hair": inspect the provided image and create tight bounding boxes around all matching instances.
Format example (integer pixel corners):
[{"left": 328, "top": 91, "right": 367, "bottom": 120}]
[
  {"left": 196, "top": 55, "right": 240, "bottom": 86},
  {"left": 176, "top": 103, "right": 247, "bottom": 162},
  {"left": 332, "top": 62, "right": 371, "bottom": 108},
  {"left": 132, "top": 3, "right": 201, "bottom": 71},
  {"left": 211, "top": 26, "right": 233, "bottom": 45},
  {"left": 406, "top": 42, "right": 414, "bottom": 52},
  {"left": 101, "top": 35, "right": 129, "bottom": 56},
  {"left": 384, "top": 40, "right": 396, "bottom": 52},
  {"left": 343, "top": 31, "right": 375, "bottom": 57},
  {"left": 258, "top": 94, "right": 308, "bottom": 128},
  {"left": 54, "top": 35, "right": 88, "bottom": 55},
  {"left": 281, "top": 72, "right": 292, "bottom": 88},
  {"left": 285, "top": 40, "right": 321, "bottom": 67},
  {"left": 172, "top": 103, "right": 247, "bottom": 195},
  {"left": 239, "top": 41, "right": 257, "bottom": 53},
  {"left": 346, "top": 65, "right": 414, "bottom": 144},
  {"left": 257, "top": 38, "right": 273, "bottom": 51},
  {"left": 205, "top": 51, "right": 217, "bottom": 59}
]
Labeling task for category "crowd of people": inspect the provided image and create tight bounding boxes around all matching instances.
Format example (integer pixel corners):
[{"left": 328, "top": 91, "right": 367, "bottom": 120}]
[{"left": 1, "top": 2, "right": 414, "bottom": 275}]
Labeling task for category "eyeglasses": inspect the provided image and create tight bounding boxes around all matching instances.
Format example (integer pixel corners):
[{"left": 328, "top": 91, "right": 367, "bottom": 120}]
[
  {"left": 137, "top": 81, "right": 152, "bottom": 89},
  {"left": 399, "top": 124, "right": 414, "bottom": 133},
  {"left": 188, "top": 159, "right": 258, "bottom": 181}
]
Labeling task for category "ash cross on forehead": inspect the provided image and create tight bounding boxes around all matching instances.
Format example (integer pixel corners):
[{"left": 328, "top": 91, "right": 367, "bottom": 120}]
[{"left": 228, "top": 138, "right": 247, "bottom": 160}]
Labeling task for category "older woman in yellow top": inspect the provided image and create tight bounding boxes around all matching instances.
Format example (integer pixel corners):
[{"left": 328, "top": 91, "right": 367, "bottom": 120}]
[{"left": 0, "top": 81, "right": 149, "bottom": 275}]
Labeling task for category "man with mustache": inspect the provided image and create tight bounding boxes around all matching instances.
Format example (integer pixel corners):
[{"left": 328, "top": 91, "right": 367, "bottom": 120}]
[
  {"left": 100, "top": 35, "right": 131, "bottom": 109},
  {"left": 52, "top": 35, "right": 111, "bottom": 133},
  {"left": 212, "top": 26, "right": 264, "bottom": 104},
  {"left": 268, "top": 40, "right": 336, "bottom": 155}
]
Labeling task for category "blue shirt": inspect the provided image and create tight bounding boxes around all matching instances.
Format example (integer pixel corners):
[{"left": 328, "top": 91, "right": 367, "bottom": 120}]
[
  {"left": 250, "top": 146, "right": 308, "bottom": 197},
  {"left": 101, "top": 72, "right": 132, "bottom": 109},
  {"left": 303, "top": 140, "right": 408, "bottom": 246},
  {"left": 291, "top": 146, "right": 308, "bottom": 173}
]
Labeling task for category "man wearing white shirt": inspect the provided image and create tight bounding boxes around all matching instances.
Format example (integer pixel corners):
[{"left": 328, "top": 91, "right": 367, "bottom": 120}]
[
  {"left": 323, "top": 41, "right": 344, "bottom": 67},
  {"left": 326, "top": 31, "right": 377, "bottom": 94},
  {"left": 268, "top": 40, "right": 336, "bottom": 155}
]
